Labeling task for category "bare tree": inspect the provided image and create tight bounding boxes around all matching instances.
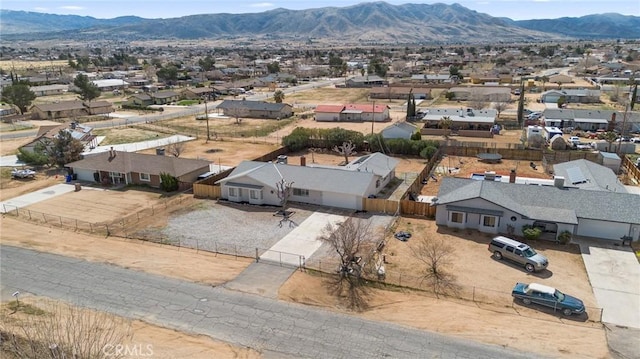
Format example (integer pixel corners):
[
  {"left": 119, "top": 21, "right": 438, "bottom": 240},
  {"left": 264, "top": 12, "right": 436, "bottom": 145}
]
[
  {"left": 166, "top": 140, "right": 185, "bottom": 157},
  {"left": 332, "top": 141, "right": 356, "bottom": 165},
  {"left": 492, "top": 101, "right": 509, "bottom": 120},
  {"left": 275, "top": 178, "right": 294, "bottom": 214},
  {"left": 318, "top": 217, "right": 381, "bottom": 311},
  {"left": 409, "top": 237, "right": 458, "bottom": 297},
  {"left": 225, "top": 102, "right": 247, "bottom": 125},
  {"left": 1, "top": 299, "right": 131, "bottom": 359}
]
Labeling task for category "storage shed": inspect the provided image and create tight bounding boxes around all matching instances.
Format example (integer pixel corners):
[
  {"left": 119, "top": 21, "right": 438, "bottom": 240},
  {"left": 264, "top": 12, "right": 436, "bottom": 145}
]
[{"left": 599, "top": 152, "right": 621, "bottom": 174}]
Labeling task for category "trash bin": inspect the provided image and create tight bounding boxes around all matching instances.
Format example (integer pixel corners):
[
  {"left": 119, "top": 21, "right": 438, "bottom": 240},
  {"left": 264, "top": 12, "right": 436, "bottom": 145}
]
[
  {"left": 74, "top": 183, "right": 82, "bottom": 192},
  {"left": 72, "top": 173, "right": 78, "bottom": 180},
  {"left": 65, "top": 175, "right": 72, "bottom": 183}
]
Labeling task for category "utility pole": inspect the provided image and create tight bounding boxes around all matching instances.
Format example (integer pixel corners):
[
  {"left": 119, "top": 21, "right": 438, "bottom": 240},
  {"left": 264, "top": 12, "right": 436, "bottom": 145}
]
[
  {"left": 371, "top": 100, "right": 375, "bottom": 135},
  {"left": 204, "top": 98, "right": 210, "bottom": 142}
]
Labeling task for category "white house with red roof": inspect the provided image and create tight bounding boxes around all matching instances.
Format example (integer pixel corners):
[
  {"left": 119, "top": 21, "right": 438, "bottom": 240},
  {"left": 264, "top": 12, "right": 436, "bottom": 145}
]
[{"left": 315, "top": 103, "right": 390, "bottom": 122}]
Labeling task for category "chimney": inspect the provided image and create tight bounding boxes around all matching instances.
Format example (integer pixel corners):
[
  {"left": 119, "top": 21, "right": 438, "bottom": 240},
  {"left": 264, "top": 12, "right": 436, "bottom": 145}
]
[
  {"left": 300, "top": 156, "right": 306, "bottom": 166},
  {"left": 509, "top": 169, "right": 516, "bottom": 183},
  {"left": 554, "top": 176, "right": 565, "bottom": 189},
  {"left": 109, "top": 147, "right": 115, "bottom": 157}
]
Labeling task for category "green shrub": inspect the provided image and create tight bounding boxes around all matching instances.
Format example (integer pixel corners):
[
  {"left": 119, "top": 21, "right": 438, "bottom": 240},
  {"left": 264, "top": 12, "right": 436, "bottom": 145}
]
[
  {"left": 159, "top": 172, "right": 178, "bottom": 192},
  {"left": 17, "top": 147, "right": 49, "bottom": 166},
  {"left": 558, "top": 230, "right": 572, "bottom": 245},
  {"left": 522, "top": 225, "right": 542, "bottom": 241},
  {"left": 420, "top": 145, "right": 438, "bottom": 160}
]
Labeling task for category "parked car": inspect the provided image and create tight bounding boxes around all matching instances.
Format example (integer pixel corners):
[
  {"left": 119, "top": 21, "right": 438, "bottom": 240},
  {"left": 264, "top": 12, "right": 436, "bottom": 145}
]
[
  {"left": 488, "top": 236, "right": 548, "bottom": 272},
  {"left": 630, "top": 137, "right": 640, "bottom": 143},
  {"left": 512, "top": 282, "right": 586, "bottom": 316},
  {"left": 527, "top": 112, "right": 543, "bottom": 120},
  {"left": 11, "top": 168, "right": 36, "bottom": 179},
  {"left": 568, "top": 136, "right": 580, "bottom": 145}
]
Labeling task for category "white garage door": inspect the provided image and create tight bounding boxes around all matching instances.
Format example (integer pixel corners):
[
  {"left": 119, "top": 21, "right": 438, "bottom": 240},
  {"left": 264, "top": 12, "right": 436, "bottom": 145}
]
[
  {"left": 577, "top": 218, "right": 629, "bottom": 240},
  {"left": 322, "top": 192, "right": 359, "bottom": 210},
  {"left": 74, "top": 168, "right": 97, "bottom": 182}
]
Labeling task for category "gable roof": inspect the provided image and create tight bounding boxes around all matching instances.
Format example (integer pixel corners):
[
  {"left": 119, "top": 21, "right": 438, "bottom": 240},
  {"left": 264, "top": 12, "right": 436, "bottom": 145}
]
[
  {"left": 343, "top": 152, "right": 399, "bottom": 178},
  {"left": 217, "top": 161, "right": 376, "bottom": 196},
  {"left": 553, "top": 159, "right": 626, "bottom": 193},
  {"left": 67, "top": 151, "right": 211, "bottom": 177},
  {"left": 381, "top": 122, "right": 418, "bottom": 136},
  {"left": 436, "top": 177, "right": 640, "bottom": 225},
  {"left": 218, "top": 100, "right": 290, "bottom": 112}
]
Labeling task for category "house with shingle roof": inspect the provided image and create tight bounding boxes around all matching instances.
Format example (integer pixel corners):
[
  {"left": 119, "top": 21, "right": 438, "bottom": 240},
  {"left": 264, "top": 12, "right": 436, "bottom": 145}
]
[
  {"left": 217, "top": 100, "right": 293, "bottom": 119},
  {"left": 540, "top": 89, "right": 601, "bottom": 104},
  {"left": 434, "top": 177, "right": 640, "bottom": 242},
  {"left": 553, "top": 159, "right": 626, "bottom": 193},
  {"left": 66, "top": 150, "right": 211, "bottom": 188},
  {"left": 216, "top": 152, "right": 398, "bottom": 210},
  {"left": 30, "top": 100, "right": 114, "bottom": 120}
]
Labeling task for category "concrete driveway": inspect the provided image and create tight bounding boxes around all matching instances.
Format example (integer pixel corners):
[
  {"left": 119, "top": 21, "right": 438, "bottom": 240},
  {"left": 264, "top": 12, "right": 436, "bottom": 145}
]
[
  {"left": 578, "top": 239, "right": 640, "bottom": 329},
  {"left": 0, "top": 183, "right": 77, "bottom": 213}
]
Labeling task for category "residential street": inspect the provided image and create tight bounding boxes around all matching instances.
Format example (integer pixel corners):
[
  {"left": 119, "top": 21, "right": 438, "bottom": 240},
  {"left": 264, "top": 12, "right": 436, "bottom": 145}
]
[{"left": 0, "top": 245, "right": 545, "bottom": 359}]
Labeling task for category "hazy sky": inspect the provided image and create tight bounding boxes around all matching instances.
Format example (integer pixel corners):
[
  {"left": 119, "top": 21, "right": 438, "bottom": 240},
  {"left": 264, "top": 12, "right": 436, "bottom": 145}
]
[{"left": 3, "top": 0, "right": 639, "bottom": 21}]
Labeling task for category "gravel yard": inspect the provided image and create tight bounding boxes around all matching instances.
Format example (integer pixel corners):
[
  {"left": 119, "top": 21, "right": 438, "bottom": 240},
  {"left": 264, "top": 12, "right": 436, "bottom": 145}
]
[{"left": 157, "top": 201, "right": 316, "bottom": 256}]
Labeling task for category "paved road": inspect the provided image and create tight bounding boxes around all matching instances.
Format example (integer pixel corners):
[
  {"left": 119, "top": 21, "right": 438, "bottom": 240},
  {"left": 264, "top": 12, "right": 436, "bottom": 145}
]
[
  {"left": 0, "top": 78, "right": 345, "bottom": 141},
  {"left": 0, "top": 245, "right": 543, "bottom": 359}
]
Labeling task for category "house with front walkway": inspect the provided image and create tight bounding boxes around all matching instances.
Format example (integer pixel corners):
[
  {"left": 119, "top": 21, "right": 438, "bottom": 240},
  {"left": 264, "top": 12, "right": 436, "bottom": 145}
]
[
  {"left": 434, "top": 177, "right": 640, "bottom": 242},
  {"left": 216, "top": 152, "right": 399, "bottom": 210},
  {"left": 66, "top": 149, "right": 211, "bottom": 188}
]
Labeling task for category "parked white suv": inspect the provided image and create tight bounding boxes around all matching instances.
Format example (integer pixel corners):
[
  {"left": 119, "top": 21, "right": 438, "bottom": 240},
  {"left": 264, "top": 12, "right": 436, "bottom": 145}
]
[{"left": 568, "top": 136, "right": 580, "bottom": 145}]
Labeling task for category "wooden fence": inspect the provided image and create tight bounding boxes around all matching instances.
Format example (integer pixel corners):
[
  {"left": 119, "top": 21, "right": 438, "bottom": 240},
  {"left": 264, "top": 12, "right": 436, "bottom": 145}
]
[
  {"left": 622, "top": 154, "right": 640, "bottom": 184},
  {"left": 193, "top": 183, "right": 222, "bottom": 199}
]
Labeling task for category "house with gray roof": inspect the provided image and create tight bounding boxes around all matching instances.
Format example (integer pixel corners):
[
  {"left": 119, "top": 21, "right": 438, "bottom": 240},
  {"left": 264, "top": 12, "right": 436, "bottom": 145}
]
[
  {"left": 553, "top": 159, "right": 625, "bottom": 193},
  {"left": 540, "top": 89, "right": 601, "bottom": 104},
  {"left": 543, "top": 108, "right": 618, "bottom": 131},
  {"left": 216, "top": 153, "right": 399, "bottom": 210},
  {"left": 381, "top": 122, "right": 418, "bottom": 139},
  {"left": 217, "top": 100, "right": 293, "bottom": 119},
  {"left": 434, "top": 177, "right": 640, "bottom": 242},
  {"left": 421, "top": 108, "right": 497, "bottom": 132},
  {"left": 66, "top": 150, "right": 211, "bottom": 188}
]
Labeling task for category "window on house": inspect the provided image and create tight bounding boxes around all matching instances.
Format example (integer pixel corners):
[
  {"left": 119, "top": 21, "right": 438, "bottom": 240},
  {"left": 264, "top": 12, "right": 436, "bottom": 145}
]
[
  {"left": 293, "top": 188, "right": 309, "bottom": 197},
  {"left": 450, "top": 212, "right": 464, "bottom": 223},
  {"left": 139, "top": 173, "right": 150, "bottom": 182},
  {"left": 482, "top": 216, "right": 496, "bottom": 227},
  {"left": 250, "top": 190, "right": 261, "bottom": 200},
  {"left": 229, "top": 188, "right": 237, "bottom": 197},
  {"left": 376, "top": 179, "right": 381, "bottom": 188}
]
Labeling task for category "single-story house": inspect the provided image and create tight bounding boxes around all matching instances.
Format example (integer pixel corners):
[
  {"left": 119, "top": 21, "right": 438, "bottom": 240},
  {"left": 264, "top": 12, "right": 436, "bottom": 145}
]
[
  {"left": 370, "top": 87, "right": 431, "bottom": 100},
  {"left": 21, "top": 122, "right": 99, "bottom": 153},
  {"left": 381, "top": 122, "right": 418, "bottom": 139},
  {"left": 548, "top": 74, "right": 574, "bottom": 84},
  {"left": 542, "top": 108, "right": 616, "bottom": 131},
  {"left": 182, "top": 87, "right": 216, "bottom": 100},
  {"left": 315, "top": 103, "right": 390, "bottom": 122},
  {"left": 30, "top": 100, "right": 114, "bottom": 120},
  {"left": 410, "top": 74, "right": 452, "bottom": 84},
  {"left": 345, "top": 75, "right": 388, "bottom": 88},
  {"left": 216, "top": 152, "right": 399, "bottom": 210},
  {"left": 127, "top": 93, "right": 154, "bottom": 107},
  {"left": 420, "top": 108, "right": 497, "bottom": 131},
  {"left": 540, "top": 89, "right": 601, "bottom": 104},
  {"left": 447, "top": 87, "right": 511, "bottom": 102},
  {"left": 151, "top": 90, "right": 180, "bottom": 105},
  {"left": 29, "top": 84, "right": 69, "bottom": 97},
  {"left": 217, "top": 100, "right": 293, "bottom": 119},
  {"left": 434, "top": 177, "right": 640, "bottom": 242},
  {"left": 66, "top": 149, "right": 211, "bottom": 188},
  {"left": 91, "top": 79, "right": 129, "bottom": 91}
]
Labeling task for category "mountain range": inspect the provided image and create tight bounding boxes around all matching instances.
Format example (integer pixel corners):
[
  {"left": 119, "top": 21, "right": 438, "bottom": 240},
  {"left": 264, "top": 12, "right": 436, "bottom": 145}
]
[{"left": 2, "top": 2, "right": 639, "bottom": 44}]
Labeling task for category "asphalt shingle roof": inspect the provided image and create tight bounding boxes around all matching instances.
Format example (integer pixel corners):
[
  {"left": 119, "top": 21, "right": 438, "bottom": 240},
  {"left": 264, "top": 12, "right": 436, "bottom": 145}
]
[
  {"left": 436, "top": 177, "right": 640, "bottom": 225},
  {"left": 67, "top": 151, "right": 211, "bottom": 177}
]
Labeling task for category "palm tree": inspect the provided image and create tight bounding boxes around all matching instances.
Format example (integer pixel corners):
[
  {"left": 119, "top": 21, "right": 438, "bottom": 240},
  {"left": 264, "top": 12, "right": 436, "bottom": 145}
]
[{"left": 540, "top": 75, "right": 549, "bottom": 91}]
